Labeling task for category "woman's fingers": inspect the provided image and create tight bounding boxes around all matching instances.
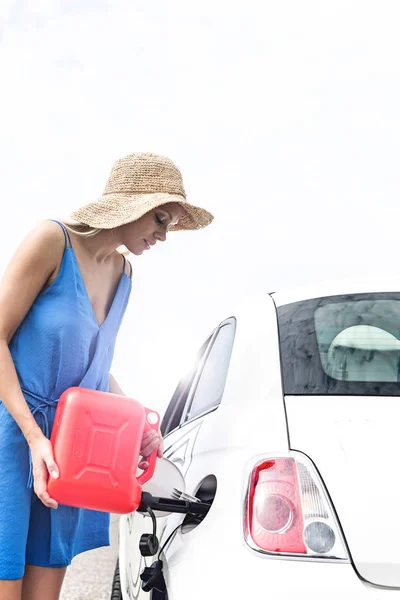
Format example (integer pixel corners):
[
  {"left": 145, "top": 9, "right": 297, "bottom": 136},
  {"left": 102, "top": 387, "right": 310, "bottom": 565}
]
[
  {"left": 44, "top": 453, "right": 59, "bottom": 480},
  {"left": 38, "top": 489, "right": 58, "bottom": 510},
  {"left": 140, "top": 436, "right": 161, "bottom": 458},
  {"left": 140, "top": 429, "right": 157, "bottom": 444},
  {"left": 31, "top": 437, "right": 59, "bottom": 509},
  {"left": 33, "top": 461, "right": 58, "bottom": 509},
  {"left": 157, "top": 437, "right": 164, "bottom": 458},
  {"left": 140, "top": 429, "right": 162, "bottom": 458}
]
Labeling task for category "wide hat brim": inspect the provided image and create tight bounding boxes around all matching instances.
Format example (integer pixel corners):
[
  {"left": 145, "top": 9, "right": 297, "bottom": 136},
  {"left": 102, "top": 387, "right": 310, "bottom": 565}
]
[{"left": 69, "top": 192, "right": 214, "bottom": 231}]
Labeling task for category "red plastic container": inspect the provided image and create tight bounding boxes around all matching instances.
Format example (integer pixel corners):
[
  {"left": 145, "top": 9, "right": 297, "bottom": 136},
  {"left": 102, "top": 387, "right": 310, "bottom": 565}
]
[{"left": 48, "top": 387, "right": 159, "bottom": 513}]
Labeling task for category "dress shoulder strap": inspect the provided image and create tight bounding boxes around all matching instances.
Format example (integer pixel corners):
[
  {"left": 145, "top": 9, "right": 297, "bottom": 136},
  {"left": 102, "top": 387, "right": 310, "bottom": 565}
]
[
  {"left": 48, "top": 220, "right": 72, "bottom": 249},
  {"left": 121, "top": 255, "right": 133, "bottom": 278}
]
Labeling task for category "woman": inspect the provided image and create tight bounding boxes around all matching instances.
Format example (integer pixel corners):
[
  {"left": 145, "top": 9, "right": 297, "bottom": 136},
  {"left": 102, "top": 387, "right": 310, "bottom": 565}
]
[{"left": 0, "top": 152, "right": 213, "bottom": 600}]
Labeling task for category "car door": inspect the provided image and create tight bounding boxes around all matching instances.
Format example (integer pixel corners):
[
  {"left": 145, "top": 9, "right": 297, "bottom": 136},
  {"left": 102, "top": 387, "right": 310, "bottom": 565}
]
[
  {"left": 152, "top": 318, "right": 236, "bottom": 596},
  {"left": 122, "top": 317, "right": 236, "bottom": 600}
]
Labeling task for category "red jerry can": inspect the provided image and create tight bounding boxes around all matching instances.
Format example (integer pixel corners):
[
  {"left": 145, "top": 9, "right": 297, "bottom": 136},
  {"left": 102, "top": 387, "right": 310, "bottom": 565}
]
[{"left": 48, "top": 387, "right": 159, "bottom": 513}]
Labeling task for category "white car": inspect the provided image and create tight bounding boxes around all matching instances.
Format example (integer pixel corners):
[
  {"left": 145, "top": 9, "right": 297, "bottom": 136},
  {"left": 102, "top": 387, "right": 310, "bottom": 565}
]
[{"left": 112, "top": 282, "right": 400, "bottom": 599}]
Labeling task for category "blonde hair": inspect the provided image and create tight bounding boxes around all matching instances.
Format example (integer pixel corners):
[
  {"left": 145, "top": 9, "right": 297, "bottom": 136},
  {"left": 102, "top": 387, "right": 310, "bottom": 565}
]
[
  {"left": 61, "top": 217, "right": 101, "bottom": 237},
  {"left": 61, "top": 217, "right": 130, "bottom": 256}
]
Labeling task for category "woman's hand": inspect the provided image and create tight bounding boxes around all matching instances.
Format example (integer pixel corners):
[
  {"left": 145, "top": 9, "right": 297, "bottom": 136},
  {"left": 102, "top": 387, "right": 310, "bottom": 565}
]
[
  {"left": 138, "top": 429, "right": 164, "bottom": 470},
  {"left": 28, "top": 426, "right": 59, "bottom": 509}
]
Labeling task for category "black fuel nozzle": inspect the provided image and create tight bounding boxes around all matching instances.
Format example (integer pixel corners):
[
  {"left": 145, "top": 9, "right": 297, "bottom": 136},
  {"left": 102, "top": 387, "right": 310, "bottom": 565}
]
[
  {"left": 138, "top": 493, "right": 211, "bottom": 590},
  {"left": 140, "top": 560, "right": 166, "bottom": 593},
  {"left": 139, "top": 491, "right": 210, "bottom": 516}
]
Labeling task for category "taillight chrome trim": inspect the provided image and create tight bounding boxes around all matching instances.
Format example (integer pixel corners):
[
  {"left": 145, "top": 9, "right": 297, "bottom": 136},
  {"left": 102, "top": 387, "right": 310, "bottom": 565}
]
[{"left": 243, "top": 451, "right": 350, "bottom": 563}]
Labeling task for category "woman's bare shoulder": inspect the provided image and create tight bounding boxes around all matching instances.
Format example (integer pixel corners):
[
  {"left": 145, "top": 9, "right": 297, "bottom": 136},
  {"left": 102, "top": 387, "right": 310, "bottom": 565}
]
[
  {"left": 23, "top": 220, "right": 67, "bottom": 250},
  {"left": 0, "top": 221, "right": 67, "bottom": 341}
]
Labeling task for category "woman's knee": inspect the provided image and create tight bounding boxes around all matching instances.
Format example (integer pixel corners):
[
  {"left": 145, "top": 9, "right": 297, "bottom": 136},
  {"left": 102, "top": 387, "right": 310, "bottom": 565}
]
[
  {"left": 21, "top": 565, "right": 67, "bottom": 600},
  {"left": 0, "top": 578, "right": 23, "bottom": 600}
]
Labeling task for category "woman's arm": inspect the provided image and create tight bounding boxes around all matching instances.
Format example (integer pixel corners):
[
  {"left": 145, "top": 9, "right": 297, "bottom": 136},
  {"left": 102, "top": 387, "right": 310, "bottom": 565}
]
[
  {"left": 0, "top": 221, "right": 65, "bottom": 507},
  {"left": 109, "top": 372, "right": 125, "bottom": 395},
  {"left": 0, "top": 222, "right": 64, "bottom": 435}
]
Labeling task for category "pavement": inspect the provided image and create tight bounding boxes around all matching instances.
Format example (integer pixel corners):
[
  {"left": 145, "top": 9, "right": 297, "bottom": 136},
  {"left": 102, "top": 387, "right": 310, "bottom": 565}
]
[{"left": 60, "top": 514, "right": 119, "bottom": 600}]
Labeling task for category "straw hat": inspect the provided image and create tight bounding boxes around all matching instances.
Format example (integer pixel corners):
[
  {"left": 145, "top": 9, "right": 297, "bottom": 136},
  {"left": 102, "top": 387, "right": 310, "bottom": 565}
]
[{"left": 69, "top": 152, "right": 214, "bottom": 231}]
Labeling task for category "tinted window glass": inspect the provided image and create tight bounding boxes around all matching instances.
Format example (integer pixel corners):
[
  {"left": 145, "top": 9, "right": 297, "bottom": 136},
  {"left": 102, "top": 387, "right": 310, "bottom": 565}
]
[
  {"left": 185, "top": 319, "right": 236, "bottom": 421},
  {"left": 161, "top": 337, "right": 210, "bottom": 436},
  {"left": 277, "top": 293, "right": 400, "bottom": 395}
]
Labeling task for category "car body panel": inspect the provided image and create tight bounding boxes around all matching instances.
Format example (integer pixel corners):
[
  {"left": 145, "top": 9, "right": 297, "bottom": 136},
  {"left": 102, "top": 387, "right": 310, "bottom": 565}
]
[{"left": 118, "top": 285, "right": 400, "bottom": 598}]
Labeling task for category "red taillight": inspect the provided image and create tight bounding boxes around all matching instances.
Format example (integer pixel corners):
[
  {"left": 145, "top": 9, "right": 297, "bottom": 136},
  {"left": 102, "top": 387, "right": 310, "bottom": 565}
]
[
  {"left": 247, "top": 458, "right": 307, "bottom": 554},
  {"left": 245, "top": 454, "right": 348, "bottom": 560}
]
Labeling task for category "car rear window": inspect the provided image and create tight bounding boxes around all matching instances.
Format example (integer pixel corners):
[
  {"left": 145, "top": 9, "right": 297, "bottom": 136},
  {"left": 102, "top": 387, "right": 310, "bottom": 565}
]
[{"left": 277, "top": 292, "right": 400, "bottom": 395}]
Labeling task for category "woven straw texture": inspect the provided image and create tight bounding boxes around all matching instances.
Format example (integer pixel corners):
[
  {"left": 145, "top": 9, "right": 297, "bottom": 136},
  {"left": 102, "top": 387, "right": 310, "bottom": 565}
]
[{"left": 70, "top": 153, "right": 213, "bottom": 231}]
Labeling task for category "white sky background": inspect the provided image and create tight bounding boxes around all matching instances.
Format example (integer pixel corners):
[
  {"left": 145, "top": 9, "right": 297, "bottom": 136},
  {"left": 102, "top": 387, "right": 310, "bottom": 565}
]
[{"left": 1, "top": 0, "right": 400, "bottom": 412}]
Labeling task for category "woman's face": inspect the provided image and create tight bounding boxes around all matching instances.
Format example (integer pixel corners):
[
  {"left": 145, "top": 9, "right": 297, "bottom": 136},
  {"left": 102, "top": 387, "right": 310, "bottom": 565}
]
[{"left": 120, "top": 202, "right": 185, "bottom": 255}]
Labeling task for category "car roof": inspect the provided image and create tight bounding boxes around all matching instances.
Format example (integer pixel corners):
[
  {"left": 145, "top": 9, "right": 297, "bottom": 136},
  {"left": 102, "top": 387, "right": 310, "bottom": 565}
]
[{"left": 271, "top": 275, "right": 400, "bottom": 307}]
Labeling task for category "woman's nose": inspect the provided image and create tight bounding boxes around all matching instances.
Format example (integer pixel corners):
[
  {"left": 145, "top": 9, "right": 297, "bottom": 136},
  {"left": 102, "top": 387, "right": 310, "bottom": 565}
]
[{"left": 155, "top": 230, "right": 167, "bottom": 242}]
